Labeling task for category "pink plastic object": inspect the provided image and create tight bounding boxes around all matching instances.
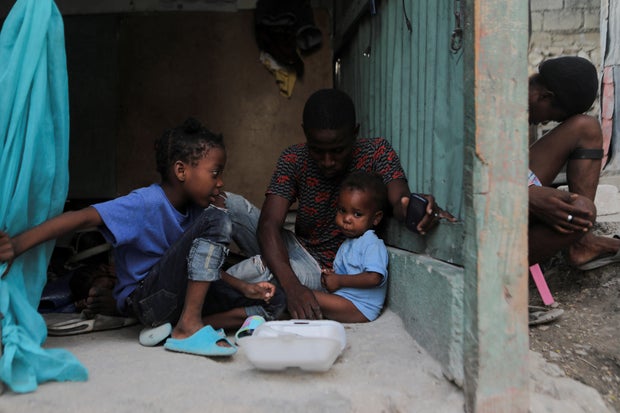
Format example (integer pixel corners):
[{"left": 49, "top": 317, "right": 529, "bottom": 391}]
[{"left": 529, "top": 264, "right": 554, "bottom": 305}]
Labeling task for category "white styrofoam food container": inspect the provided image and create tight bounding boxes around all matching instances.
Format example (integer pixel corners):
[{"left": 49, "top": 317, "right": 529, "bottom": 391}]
[{"left": 241, "top": 320, "right": 346, "bottom": 372}]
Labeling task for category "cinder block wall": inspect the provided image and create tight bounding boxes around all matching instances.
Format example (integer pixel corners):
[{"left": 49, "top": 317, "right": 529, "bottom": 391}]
[
  {"left": 528, "top": 0, "right": 601, "bottom": 132},
  {"left": 529, "top": 0, "right": 600, "bottom": 69}
]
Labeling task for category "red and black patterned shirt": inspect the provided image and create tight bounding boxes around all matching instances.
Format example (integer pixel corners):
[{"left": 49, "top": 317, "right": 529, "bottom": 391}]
[{"left": 266, "top": 138, "right": 407, "bottom": 268}]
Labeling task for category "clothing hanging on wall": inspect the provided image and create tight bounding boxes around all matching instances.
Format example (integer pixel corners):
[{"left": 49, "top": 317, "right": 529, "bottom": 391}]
[{"left": 254, "top": 0, "right": 322, "bottom": 96}]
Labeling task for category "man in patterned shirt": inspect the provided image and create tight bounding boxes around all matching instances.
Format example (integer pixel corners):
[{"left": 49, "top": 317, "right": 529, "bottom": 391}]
[{"left": 225, "top": 88, "right": 453, "bottom": 319}]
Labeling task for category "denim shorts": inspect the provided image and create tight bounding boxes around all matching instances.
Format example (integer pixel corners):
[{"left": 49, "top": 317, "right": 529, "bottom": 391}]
[
  {"left": 128, "top": 206, "right": 232, "bottom": 327},
  {"left": 187, "top": 238, "right": 228, "bottom": 282}
]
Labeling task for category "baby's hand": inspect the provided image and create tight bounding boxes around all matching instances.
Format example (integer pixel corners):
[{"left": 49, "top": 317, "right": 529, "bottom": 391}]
[{"left": 320, "top": 270, "right": 340, "bottom": 293}]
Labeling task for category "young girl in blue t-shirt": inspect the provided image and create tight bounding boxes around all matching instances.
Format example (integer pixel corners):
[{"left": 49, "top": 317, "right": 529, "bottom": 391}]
[{"left": 0, "top": 118, "right": 284, "bottom": 356}]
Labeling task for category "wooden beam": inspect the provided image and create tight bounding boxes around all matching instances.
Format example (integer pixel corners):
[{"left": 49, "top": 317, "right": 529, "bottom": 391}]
[{"left": 461, "top": 0, "right": 530, "bottom": 411}]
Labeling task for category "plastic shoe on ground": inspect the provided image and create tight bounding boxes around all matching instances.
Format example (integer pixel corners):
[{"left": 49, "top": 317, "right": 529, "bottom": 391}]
[
  {"left": 234, "top": 315, "right": 266, "bottom": 345},
  {"left": 139, "top": 324, "right": 224, "bottom": 347},
  {"left": 139, "top": 323, "right": 172, "bottom": 347},
  {"left": 576, "top": 247, "right": 620, "bottom": 271},
  {"left": 528, "top": 306, "right": 564, "bottom": 326},
  {"left": 47, "top": 312, "right": 138, "bottom": 336},
  {"left": 164, "top": 325, "right": 236, "bottom": 356}
]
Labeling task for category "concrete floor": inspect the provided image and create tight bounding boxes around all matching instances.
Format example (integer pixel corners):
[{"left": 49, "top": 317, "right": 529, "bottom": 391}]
[
  {"left": 3, "top": 180, "right": 619, "bottom": 412},
  {"left": 0, "top": 309, "right": 613, "bottom": 413},
  {"left": 1, "top": 310, "right": 465, "bottom": 413}
]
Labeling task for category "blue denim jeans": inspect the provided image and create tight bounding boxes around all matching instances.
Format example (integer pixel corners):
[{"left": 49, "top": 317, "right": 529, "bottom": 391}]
[
  {"left": 128, "top": 206, "right": 232, "bottom": 327},
  {"left": 225, "top": 192, "right": 323, "bottom": 291},
  {"left": 224, "top": 192, "right": 261, "bottom": 256}
]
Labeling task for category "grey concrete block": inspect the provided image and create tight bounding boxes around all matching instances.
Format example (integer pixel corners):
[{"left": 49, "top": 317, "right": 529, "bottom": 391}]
[
  {"left": 387, "top": 248, "right": 464, "bottom": 386},
  {"left": 530, "top": 0, "right": 564, "bottom": 12},
  {"left": 583, "top": 9, "right": 601, "bottom": 30},
  {"left": 531, "top": 11, "right": 543, "bottom": 32},
  {"left": 543, "top": 10, "right": 584, "bottom": 32},
  {"left": 564, "top": 0, "right": 600, "bottom": 9}
]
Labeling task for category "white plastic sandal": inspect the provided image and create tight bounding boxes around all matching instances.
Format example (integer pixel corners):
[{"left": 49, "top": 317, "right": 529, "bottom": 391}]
[{"left": 139, "top": 322, "right": 172, "bottom": 346}]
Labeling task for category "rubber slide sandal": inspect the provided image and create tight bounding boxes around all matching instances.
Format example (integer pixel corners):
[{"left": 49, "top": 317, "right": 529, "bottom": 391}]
[
  {"left": 235, "top": 315, "right": 265, "bottom": 345},
  {"left": 164, "top": 325, "right": 237, "bottom": 356}
]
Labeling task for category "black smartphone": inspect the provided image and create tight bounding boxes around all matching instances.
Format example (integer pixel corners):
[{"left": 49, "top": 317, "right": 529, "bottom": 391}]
[{"left": 405, "top": 193, "right": 429, "bottom": 233}]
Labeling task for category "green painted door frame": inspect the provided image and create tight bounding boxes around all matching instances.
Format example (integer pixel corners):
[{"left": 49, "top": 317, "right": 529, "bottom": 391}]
[{"left": 462, "top": 1, "right": 530, "bottom": 411}]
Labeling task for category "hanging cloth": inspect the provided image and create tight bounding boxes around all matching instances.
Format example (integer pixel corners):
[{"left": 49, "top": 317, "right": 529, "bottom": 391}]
[
  {"left": 254, "top": 0, "right": 323, "bottom": 78},
  {"left": 0, "top": 0, "right": 88, "bottom": 393}
]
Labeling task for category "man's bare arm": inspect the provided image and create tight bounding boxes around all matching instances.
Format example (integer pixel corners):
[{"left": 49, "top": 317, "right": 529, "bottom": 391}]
[
  {"left": 387, "top": 178, "right": 456, "bottom": 234},
  {"left": 257, "top": 194, "right": 322, "bottom": 319}
]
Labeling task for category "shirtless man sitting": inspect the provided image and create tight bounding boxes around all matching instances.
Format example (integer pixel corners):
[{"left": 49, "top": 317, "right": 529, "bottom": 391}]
[{"left": 528, "top": 56, "right": 620, "bottom": 269}]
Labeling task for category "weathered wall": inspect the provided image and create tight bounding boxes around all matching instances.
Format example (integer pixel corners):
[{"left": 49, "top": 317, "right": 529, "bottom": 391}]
[
  {"left": 529, "top": 0, "right": 601, "bottom": 114},
  {"left": 114, "top": 10, "right": 332, "bottom": 205},
  {"left": 1, "top": 4, "right": 332, "bottom": 205},
  {"left": 529, "top": 0, "right": 600, "bottom": 68}
]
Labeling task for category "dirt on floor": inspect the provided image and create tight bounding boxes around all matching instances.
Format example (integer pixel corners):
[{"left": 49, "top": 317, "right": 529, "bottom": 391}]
[{"left": 529, "top": 253, "right": 620, "bottom": 413}]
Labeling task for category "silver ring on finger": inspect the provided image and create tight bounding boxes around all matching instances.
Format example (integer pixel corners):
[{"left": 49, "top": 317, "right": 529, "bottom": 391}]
[{"left": 567, "top": 214, "right": 574, "bottom": 223}]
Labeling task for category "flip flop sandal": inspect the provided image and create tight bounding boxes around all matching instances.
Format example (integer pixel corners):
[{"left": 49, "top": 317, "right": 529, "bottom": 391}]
[
  {"left": 164, "top": 325, "right": 236, "bottom": 357},
  {"left": 576, "top": 247, "right": 620, "bottom": 271},
  {"left": 47, "top": 312, "right": 138, "bottom": 336},
  {"left": 528, "top": 306, "right": 564, "bottom": 326},
  {"left": 235, "top": 315, "right": 266, "bottom": 345}
]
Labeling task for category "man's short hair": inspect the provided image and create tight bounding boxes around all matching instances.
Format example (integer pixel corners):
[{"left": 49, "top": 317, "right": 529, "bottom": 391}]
[
  {"left": 303, "top": 88, "right": 356, "bottom": 130},
  {"left": 538, "top": 56, "right": 598, "bottom": 116}
]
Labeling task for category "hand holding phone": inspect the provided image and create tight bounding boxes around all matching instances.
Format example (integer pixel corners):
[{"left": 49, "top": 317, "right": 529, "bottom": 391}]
[{"left": 405, "top": 193, "right": 429, "bottom": 233}]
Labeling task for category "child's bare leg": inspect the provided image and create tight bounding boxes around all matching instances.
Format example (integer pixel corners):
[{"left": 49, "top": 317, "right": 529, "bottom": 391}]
[
  {"left": 314, "top": 291, "right": 369, "bottom": 323},
  {"left": 172, "top": 280, "right": 210, "bottom": 339},
  {"left": 203, "top": 307, "right": 248, "bottom": 330}
]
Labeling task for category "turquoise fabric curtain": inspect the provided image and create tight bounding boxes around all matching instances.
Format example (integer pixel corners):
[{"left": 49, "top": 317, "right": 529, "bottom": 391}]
[{"left": 0, "top": 0, "right": 88, "bottom": 392}]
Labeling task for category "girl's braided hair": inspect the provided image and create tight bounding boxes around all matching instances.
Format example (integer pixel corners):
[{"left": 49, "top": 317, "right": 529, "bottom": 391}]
[{"left": 154, "top": 117, "right": 224, "bottom": 181}]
